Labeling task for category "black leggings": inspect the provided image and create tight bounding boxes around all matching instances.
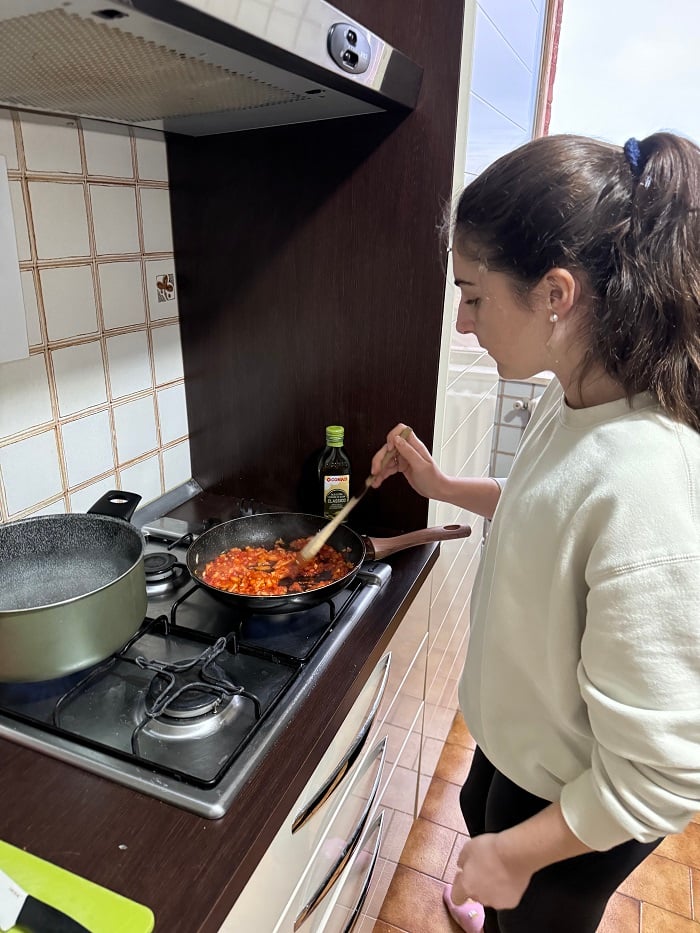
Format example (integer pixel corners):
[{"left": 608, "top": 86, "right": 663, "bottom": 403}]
[{"left": 459, "top": 747, "right": 661, "bottom": 933}]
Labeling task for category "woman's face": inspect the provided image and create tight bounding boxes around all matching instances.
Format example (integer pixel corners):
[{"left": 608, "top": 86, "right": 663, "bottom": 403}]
[{"left": 452, "top": 249, "right": 553, "bottom": 380}]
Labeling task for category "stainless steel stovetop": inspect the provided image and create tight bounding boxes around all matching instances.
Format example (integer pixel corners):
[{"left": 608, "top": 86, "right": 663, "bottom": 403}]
[{"left": 0, "top": 505, "right": 391, "bottom": 818}]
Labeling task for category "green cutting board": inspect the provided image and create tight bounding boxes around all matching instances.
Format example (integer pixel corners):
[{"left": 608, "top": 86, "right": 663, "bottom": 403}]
[{"left": 0, "top": 840, "right": 154, "bottom": 932}]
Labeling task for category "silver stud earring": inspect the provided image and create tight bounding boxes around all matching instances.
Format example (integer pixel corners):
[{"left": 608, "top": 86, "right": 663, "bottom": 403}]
[{"left": 549, "top": 312, "right": 558, "bottom": 323}]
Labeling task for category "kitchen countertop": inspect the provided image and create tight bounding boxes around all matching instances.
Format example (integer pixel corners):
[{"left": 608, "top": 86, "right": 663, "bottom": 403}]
[{"left": 0, "top": 519, "right": 438, "bottom": 932}]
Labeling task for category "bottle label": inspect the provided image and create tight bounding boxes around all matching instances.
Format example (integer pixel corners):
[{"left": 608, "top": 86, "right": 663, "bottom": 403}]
[{"left": 323, "top": 474, "right": 350, "bottom": 516}]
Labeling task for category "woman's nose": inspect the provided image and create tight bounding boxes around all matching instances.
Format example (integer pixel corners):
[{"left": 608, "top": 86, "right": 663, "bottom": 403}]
[{"left": 456, "top": 307, "right": 474, "bottom": 335}]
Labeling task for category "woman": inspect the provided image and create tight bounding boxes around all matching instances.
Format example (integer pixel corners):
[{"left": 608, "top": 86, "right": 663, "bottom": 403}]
[{"left": 370, "top": 133, "right": 700, "bottom": 933}]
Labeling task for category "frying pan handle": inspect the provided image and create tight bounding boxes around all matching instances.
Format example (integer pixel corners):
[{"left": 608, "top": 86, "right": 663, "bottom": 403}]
[
  {"left": 87, "top": 490, "right": 142, "bottom": 522},
  {"left": 364, "top": 523, "right": 471, "bottom": 560}
]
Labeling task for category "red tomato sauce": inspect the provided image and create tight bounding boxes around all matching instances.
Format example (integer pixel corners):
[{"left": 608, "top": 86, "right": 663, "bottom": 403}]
[{"left": 201, "top": 537, "right": 354, "bottom": 596}]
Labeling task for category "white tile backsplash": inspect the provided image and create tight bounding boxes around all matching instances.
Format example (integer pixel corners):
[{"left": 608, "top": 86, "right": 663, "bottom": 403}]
[
  {"left": 69, "top": 475, "right": 118, "bottom": 513},
  {"left": 99, "top": 261, "right": 147, "bottom": 329},
  {"left": 82, "top": 120, "right": 134, "bottom": 178},
  {"left": 30, "top": 181, "right": 90, "bottom": 260},
  {"left": 162, "top": 441, "right": 192, "bottom": 492},
  {"left": 134, "top": 129, "right": 169, "bottom": 182},
  {"left": 40, "top": 265, "right": 98, "bottom": 342},
  {"left": 90, "top": 185, "right": 140, "bottom": 256},
  {"left": 106, "top": 331, "right": 153, "bottom": 399},
  {"left": 23, "top": 497, "right": 67, "bottom": 517},
  {"left": 51, "top": 342, "right": 108, "bottom": 416},
  {"left": 0, "top": 354, "right": 53, "bottom": 438},
  {"left": 157, "top": 383, "right": 189, "bottom": 443},
  {"left": 0, "top": 110, "right": 191, "bottom": 523},
  {"left": 20, "top": 113, "right": 82, "bottom": 175},
  {"left": 120, "top": 455, "right": 162, "bottom": 505},
  {"left": 152, "top": 324, "right": 184, "bottom": 384},
  {"left": 140, "top": 188, "right": 174, "bottom": 253},
  {"left": 113, "top": 395, "right": 158, "bottom": 464},
  {"left": 61, "top": 411, "right": 114, "bottom": 487},
  {"left": 0, "top": 430, "right": 63, "bottom": 516}
]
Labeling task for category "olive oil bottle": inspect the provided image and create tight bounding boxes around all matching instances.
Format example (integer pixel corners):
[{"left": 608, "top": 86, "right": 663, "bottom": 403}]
[{"left": 319, "top": 425, "right": 351, "bottom": 520}]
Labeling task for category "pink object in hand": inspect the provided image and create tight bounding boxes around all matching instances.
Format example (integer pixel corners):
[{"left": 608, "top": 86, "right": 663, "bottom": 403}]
[{"left": 442, "top": 883, "right": 485, "bottom": 933}]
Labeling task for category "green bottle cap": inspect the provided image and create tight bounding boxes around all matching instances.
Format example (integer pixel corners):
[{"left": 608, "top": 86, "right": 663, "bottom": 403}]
[{"left": 325, "top": 425, "right": 344, "bottom": 445}]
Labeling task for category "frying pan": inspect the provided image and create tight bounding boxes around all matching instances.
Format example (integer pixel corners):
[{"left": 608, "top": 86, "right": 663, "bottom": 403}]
[
  {"left": 187, "top": 512, "right": 471, "bottom": 614},
  {"left": 0, "top": 491, "right": 146, "bottom": 683}
]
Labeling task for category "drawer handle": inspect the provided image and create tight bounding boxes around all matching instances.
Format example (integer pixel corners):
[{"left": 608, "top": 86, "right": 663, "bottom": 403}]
[
  {"left": 342, "top": 810, "right": 385, "bottom": 933},
  {"left": 294, "top": 737, "right": 387, "bottom": 931},
  {"left": 292, "top": 652, "right": 391, "bottom": 833}
]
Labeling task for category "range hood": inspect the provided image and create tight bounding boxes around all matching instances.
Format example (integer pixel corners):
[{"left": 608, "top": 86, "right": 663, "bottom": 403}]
[{"left": 0, "top": 0, "right": 423, "bottom": 136}]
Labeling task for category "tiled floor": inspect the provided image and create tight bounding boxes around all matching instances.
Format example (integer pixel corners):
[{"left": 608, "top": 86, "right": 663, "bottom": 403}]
[{"left": 374, "top": 712, "right": 700, "bottom": 932}]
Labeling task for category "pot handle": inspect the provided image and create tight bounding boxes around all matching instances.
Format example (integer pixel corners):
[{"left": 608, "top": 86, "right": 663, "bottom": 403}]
[
  {"left": 364, "top": 523, "right": 471, "bottom": 560},
  {"left": 87, "top": 490, "right": 142, "bottom": 522}
]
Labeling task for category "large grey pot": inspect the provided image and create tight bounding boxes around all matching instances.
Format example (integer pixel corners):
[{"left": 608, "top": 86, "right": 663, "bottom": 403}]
[{"left": 0, "top": 492, "right": 146, "bottom": 683}]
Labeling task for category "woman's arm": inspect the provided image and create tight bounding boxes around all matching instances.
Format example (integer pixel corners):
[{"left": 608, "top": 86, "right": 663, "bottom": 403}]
[{"left": 370, "top": 423, "right": 502, "bottom": 520}]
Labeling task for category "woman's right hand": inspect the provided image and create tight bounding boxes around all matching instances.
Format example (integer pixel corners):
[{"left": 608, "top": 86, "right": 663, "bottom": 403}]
[{"left": 370, "top": 423, "right": 449, "bottom": 501}]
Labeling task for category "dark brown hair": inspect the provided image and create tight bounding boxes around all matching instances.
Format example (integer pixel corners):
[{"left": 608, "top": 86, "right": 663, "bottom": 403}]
[{"left": 452, "top": 133, "right": 700, "bottom": 430}]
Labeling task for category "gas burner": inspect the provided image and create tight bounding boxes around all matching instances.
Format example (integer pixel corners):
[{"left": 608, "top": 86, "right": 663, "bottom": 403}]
[
  {"left": 134, "top": 636, "right": 262, "bottom": 735},
  {"left": 144, "top": 551, "right": 189, "bottom": 596},
  {"left": 147, "top": 660, "right": 230, "bottom": 720},
  {"left": 140, "top": 692, "right": 249, "bottom": 741}
]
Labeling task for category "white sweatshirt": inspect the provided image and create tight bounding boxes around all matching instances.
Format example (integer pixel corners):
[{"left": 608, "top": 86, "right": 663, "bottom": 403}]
[{"left": 459, "top": 379, "right": 700, "bottom": 850}]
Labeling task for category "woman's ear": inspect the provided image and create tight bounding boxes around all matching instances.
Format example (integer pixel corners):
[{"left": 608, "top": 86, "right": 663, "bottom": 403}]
[{"left": 545, "top": 268, "right": 580, "bottom": 318}]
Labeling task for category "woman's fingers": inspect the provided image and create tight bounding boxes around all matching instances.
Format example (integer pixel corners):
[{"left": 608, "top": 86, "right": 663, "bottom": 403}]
[
  {"left": 385, "top": 423, "right": 412, "bottom": 453},
  {"left": 395, "top": 427, "right": 431, "bottom": 460},
  {"left": 369, "top": 424, "right": 434, "bottom": 489},
  {"left": 370, "top": 424, "right": 410, "bottom": 484},
  {"left": 369, "top": 443, "right": 396, "bottom": 484}
]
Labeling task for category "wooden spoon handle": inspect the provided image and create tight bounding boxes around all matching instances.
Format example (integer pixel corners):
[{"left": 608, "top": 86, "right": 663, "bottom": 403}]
[
  {"left": 364, "top": 523, "right": 472, "bottom": 560},
  {"left": 298, "top": 487, "right": 367, "bottom": 562}
]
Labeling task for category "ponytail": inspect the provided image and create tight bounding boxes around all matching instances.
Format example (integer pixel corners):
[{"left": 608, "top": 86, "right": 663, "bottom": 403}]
[{"left": 604, "top": 133, "right": 700, "bottom": 429}]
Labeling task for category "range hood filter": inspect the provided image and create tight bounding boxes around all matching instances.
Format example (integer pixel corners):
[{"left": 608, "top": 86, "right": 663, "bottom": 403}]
[
  {"left": 2, "top": 9, "right": 301, "bottom": 122},
  {"left": 0, "top": 1, "right": 423, "bottom": 136}
]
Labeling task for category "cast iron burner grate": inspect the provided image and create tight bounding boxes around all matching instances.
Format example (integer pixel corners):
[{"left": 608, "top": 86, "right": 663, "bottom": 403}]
[{"left": 138, "top": 635, "right": 261, "bottom": 720}]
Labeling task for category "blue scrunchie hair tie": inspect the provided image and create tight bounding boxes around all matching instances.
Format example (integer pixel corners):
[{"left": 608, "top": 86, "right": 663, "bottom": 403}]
[{"left": 623, "top": 137, "right": 643, "bottom": 177}]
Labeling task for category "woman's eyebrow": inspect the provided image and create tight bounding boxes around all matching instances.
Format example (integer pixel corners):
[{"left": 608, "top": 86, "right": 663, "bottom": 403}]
[{"left": 454, "top": 278, "right": 476, "bottom": 287}]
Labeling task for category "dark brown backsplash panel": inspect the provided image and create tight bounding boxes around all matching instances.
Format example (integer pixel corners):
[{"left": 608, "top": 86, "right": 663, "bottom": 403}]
[{"left": 167, "top": 0, "right": 464, "bottom": 534}]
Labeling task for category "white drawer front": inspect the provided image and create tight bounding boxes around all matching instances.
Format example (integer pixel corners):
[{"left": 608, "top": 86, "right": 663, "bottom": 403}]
[
  {"left": 219, "top": 653, "right": 391, "bottom": 932},
  {"left": 310, "top": 810, "right": 385, "bottom": 933},
  {"left": 277, "top": 736, "right": 387, "bottom": 933}
]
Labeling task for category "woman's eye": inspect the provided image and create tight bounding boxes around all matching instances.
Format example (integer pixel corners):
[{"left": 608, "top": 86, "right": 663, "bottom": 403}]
[{"left": 464, "top": 297, "right": 480, "bottom": 307}]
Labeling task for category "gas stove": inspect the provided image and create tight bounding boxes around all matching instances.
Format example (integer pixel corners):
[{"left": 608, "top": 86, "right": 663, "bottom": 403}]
[{"left": 0, "top": 502, "right": 391, "bottom": 818}]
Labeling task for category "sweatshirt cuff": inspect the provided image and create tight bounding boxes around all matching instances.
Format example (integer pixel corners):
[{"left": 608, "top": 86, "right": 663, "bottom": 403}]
[{"left": 559, "top": 769, "right": 634, "bottom": 851}]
